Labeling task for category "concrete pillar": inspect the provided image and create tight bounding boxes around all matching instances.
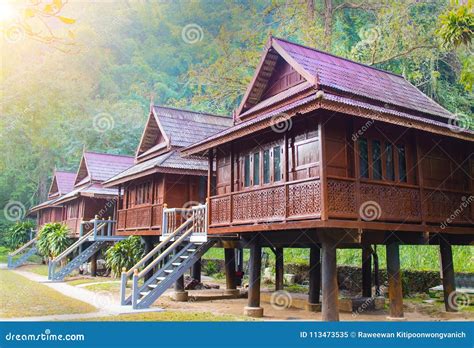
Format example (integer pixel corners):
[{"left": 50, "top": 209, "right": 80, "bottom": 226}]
[
  {"left": 386, "top": 242, "right": 404, "bottom": 319},
  {"left": 244, "top": 242, "right": 263, "bottom": 317},
  {"left": 321, "top": 242, "right": 339, "bottom": 321}
]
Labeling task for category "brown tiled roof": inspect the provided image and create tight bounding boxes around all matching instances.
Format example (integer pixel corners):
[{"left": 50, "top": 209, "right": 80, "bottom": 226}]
[
  {"left": 52, "top": 182, "right": 118, "bottom": 205},
  {"left": 104, "top": 149, "right": 207, "bottom": 186},
  {"left": 153, "top": 106, "right": 232, "bottom": 147},
  {"left": 76, "top": 152, "right": 134, "bottom": 184},
  {"left": 271, "top": 37, "right": 453, "bottom": 120},
  {"left": 54, "top": 171, "right": 76, "bottom": 195}
]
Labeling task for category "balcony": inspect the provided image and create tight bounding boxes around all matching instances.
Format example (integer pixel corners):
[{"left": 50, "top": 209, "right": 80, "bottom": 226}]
[
  {"left": 117, "top": 203, "right": 163, "bottom": 234},
  {"left": 209, "top": 176, "right": 472, "bottom": 229}
]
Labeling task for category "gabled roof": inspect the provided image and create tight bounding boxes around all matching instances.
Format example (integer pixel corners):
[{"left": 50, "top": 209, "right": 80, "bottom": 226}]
[
  {"left": 74, "top": 151, "right": 134, "bottom": 186},
  {"left": 48, "top": 170, "right": 76, "bottom": 198},
  {"left": 135, "top": 105, "right": 232, "bottom": 161},
  {"left": 237, "top": 36, "right": 453, "bottom": 121},
  {"left": 104, "top": 150, "right": 207, "bottom": 187},
  {"left": 51, "top": 183, "right": 119, "bottom": 206}
]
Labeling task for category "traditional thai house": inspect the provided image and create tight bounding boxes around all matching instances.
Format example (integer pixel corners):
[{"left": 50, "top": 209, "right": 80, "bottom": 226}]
[
  {"left": 51, "top": 151, "right": 135, "bottom": 237},
  {"left": 29, "top": 170, "right": 76, "bottom": 227},
  {"left": 103, "top": 105, "right": 232, "bottom": 237},
  {"left": 182, "top": 37, "right": 474, "bottom": 320}
]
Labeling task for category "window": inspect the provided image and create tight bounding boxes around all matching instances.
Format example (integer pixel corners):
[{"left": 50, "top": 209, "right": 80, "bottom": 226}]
[
  {"left": 385, "top": 143, "right": 394, "bottom": 181},
  {"left": 263, "top": 150, "right": 270, "bottom": 184},
  {"left": 273, "top": 146, "right": 281, "bottom": 182},
  {"left": 372, "top": 140, "right": 382, "bottom": 180},
  {"left": 398, "top": 145, "right": 407, "bottom": 182},
  {"left": 359, "top": 138, "right": 369, "bottom": 178},
  {"left": 244, "top": 155, "right": 250, "bottom": 187},
  {"left": 253, "top": 152, "right": 260, "bottom": 185},
  {"left": 296, "top": 140, "right": 318, "bottom": 167}
]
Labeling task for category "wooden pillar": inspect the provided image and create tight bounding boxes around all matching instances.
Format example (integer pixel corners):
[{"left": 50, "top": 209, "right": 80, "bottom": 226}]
[
  {"left": 440, "top": 237, "right": 457, "bottom": 312},
  {"left": 192, "top": 258, "right": 202, "bottom": 282},
  {"left": 142, "top": 237, "right": 154, "bottom": 281},
  {"left": 275, "top": 247, "right": 284, "bottom": 291},
  {"left": 224, "top": 248, "right": 238, "bottom": 295},
  {"left": 362, "top": 245, "right": 372, "bottom": 297},
  {"left": 386, "top": 242, "right": 404, "bottom": 319},
  {"left": 321, "top": 242, "right": 339, "bottom": 321},
  {"left": 307, "top": 246, "right": 321, "bottom": 311},
  {"left": 90, "top": 252, "right": 97, "bottom": 277},
  {"left": 244, "top": 241, "right": 263, "bottom": 317}
]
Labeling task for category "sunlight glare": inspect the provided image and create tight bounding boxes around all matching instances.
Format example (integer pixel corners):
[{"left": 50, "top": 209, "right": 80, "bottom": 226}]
[{"left": 0, "top": 0, "right": 15, "bottom": 22}]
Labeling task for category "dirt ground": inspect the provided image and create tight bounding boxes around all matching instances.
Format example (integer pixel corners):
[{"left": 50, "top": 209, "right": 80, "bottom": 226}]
[{"left": 146, "top": 288, "right": 474, "bottom": 322}]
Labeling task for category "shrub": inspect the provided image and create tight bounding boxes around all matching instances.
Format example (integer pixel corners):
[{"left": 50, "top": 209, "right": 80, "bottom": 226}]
[
  {"left": 5, "top": 221, "right": 35, "bottom": 249},
  {"left": 203, "top": 260, "right": 219, "bottom": 275},
  {"left": 105, "top": 236, "right": 144, "bottom": 277},
  {"left": 37, "top": 223, "right": 70, "bottom": 259}
]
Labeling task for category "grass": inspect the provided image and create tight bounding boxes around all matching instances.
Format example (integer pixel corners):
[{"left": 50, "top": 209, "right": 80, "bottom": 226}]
[
  {"left": 67, "top": 277, "right": 115, "bottom": 286},
  {"left": 22, "top": 264, "right": 49, "bottom": 276},
  {"left": 0, "top": 269, "right": 96, "bottom": 318},
  {"left": 79, "top": 311, "right": 250, "bottom": 321},
  {"left": 83, "top": 282, "right": 121, "bottom": 292},
  {"left": 203, "top": 245, "right": 473, "bottom": 273},
  {"left": 0, "top": 246, "right": 10, "bottom": 263}
]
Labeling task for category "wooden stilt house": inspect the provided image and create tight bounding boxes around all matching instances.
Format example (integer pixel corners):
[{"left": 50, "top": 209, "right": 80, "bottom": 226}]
[
  {"left": 51, "top": 151, "right": 134, "bottom": 237},
  {"left": 103, "top": 105, "right": 232, "bottom": 236},
  {"left": 29, "top": 170, "right": 76, "bottom": 227},
  {"left": 182, "top": 37, "right": 474, "bottom": 320}
]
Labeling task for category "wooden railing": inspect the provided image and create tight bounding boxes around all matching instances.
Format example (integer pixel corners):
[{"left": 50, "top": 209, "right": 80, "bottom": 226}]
[
  {"left": 117, "top": 203, "right": 163, "bottom": 231},
  {"left": 210, "top": 178, "right": 322, "bottom": 226},
  {"left": 209, "top": 176, "right": 472, "bottom": 226}
]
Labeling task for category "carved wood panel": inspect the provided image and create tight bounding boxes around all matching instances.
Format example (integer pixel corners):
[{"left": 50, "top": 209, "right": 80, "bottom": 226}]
[
  {"left": 424, "top": 190, "right": 472, "bottom": 223},
  {"left": 232, "top": 186, "right": 286, "bottom": 222},
  {"left": 288, "top": 180, "right": 321, "bottom": 217},
  {"left": 359, "top": 183, "right": 421, "bottom": 221},
  {"left": 328, "top": 179, "right": 357, "bottom": 217},
  {"left": 211, "top": 196, "right": 231, "bottom": 225},
  {"left": 117, "top": 210, "right": 126, "bottom": 230}
]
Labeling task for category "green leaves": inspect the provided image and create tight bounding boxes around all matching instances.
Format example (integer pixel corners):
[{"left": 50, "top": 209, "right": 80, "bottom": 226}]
[
  {"left": 437, "top": 4, "right": 474, "bottom": 49},
  {"left": 105, "top": 236, "right": 144, "bottom": 277},
  {"left": 36, "top": 223, "right": 71, "bottom": 258},
  {"left": 5, "top": 221, "right": 35, "bottom": 249}
]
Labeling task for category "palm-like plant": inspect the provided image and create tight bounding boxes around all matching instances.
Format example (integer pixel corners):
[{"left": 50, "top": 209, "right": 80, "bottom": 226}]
[
  {"left": 105, "top": 236, "right": 144, "bottom": 277},
  {"left": 6, "top": 221, "right": 35, "bottom": 249},
  {"left": 37, "top": 223, "right": 71, "bottom": 261}
]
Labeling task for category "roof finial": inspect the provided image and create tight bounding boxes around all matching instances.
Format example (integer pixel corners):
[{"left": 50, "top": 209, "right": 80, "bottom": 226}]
[{"left": 149, "top": 92, "right": 155, "bottom": 109}]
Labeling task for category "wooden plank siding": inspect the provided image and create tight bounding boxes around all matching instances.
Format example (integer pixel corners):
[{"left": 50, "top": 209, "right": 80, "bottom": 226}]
[{"left": 207, "top": 112, "right": 473, "bottom": 234}]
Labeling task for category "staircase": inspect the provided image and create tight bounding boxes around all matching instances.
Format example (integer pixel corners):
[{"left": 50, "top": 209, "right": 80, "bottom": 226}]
[
  {"left": 48, "top": 218, "right": 123, "bottom": 281},
  {"left": 7, "top": 235, "right": 38, "bottom": 269},
  {"left": 120, "top": 204, "right": 212, "bottom": 309}
]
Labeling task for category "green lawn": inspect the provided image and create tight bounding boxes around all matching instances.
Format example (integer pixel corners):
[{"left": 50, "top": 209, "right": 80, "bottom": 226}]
[
  {"left": 22, "top": 264, "right": 49, "bottom": 276},
  {"left": 83, "top": 282, "right": 121, "bottom": 292},
  {"left": 0, "top": 270, "right": 96, "bottom": 318},
  {"left": 206, "top": 245, "right": 473, "bottom": 273},
  {"left": 67, "top": 277, "right": 115, "bottom": 286},
  {"left": 80, "top": 311, "right": 251, "bottom": 321}
]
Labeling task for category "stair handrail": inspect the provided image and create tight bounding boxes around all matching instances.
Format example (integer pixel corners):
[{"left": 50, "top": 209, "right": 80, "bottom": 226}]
[
  {"left": 137, "top": 225, "right": 195, "bottom": 279},
  {"left": 124, "top": 217, "right": 193, "bottom": 278},
  {"left": 51, "top": 228, "right": 97, "bottom": 263},
  {"left": 8, "top": 236, "right": 38, "bottom": 257}
]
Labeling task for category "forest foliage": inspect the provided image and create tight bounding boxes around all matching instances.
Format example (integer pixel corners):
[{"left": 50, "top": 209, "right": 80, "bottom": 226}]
[{"left": 0, "top": 0, "right": 472, "bottom": 227}]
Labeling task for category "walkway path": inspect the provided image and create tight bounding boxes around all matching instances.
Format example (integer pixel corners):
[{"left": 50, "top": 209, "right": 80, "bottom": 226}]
[{"left": 1, "top": 265, "right": 161, "bottom": 321}]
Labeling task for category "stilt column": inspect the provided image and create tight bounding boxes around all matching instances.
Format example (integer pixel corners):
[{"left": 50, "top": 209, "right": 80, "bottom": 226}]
[
  {"left": 386, "top": 242, "right": 404, "bottom": 319},
  {"left": 307, "top": 246, "right": 321, "bottom": 312},
  {"left": 362, "top": 245, "right": 372, "bottom": 297},
  {"left": 321, "top": 242, "right": 339, "bottom": 321},
  {"left": 275, "top": 247, "right": 284, "bottom": 291},
  {"left": 244, "top": 242, "right": 263, "bottom": 317},
  {"left": 440, "top": 237, "right": 457, "bottom": 312},
  {"left": 224, "top": 248, "right": 239, "bottom": 296}
]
